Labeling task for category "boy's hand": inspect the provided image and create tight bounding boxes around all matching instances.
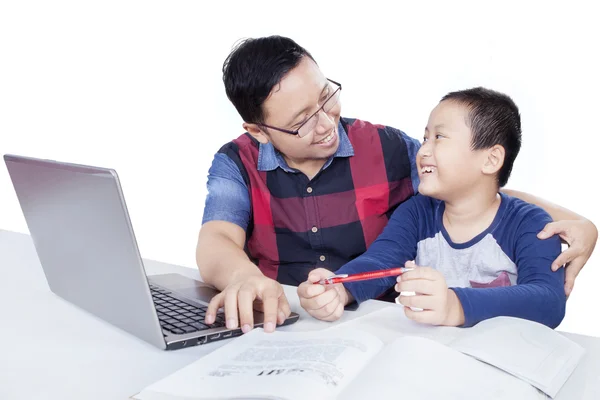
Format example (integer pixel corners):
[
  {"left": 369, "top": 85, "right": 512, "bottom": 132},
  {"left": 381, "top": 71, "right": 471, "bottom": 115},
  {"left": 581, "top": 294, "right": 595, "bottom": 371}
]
[
  {"left": 297, "top": 268, "right": 351, "bottom": 322},
  {"left": 395, "top": 261, "right": 464, "bottom": 326}
]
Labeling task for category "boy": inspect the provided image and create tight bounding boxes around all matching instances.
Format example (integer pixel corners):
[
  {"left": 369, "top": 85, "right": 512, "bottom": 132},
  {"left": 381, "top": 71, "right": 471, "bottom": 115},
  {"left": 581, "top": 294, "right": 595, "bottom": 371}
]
[{"left": 297, "top": 87, "right": 566, "bottom": 328}]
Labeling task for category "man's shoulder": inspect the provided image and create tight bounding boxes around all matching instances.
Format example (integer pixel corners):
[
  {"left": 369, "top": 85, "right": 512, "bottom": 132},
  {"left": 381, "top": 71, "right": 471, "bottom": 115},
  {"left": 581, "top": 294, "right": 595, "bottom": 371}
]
[
  {"left": 209, "top": 133, "right": 260, "bottom": 187},
  {"left": 214, "top": 133, "right": 261, "bottom": 169},
  {"left": 218, "top": 132, "right": 258, "bottom": 153}
]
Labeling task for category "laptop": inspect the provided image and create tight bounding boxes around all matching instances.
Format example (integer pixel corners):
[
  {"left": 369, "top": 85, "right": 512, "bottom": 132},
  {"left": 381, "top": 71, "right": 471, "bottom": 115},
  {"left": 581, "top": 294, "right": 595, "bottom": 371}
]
[{"left": 3, "top": 154, "right": 299, "bottom": 350}]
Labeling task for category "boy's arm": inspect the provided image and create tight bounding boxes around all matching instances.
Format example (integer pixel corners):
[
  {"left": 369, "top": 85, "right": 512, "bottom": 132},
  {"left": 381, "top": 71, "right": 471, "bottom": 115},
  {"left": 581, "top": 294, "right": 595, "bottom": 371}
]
[
  {"left": 502, "top": 188, "right": 598, "bottom": 295},
  {"left": 334, "top": 196, "right": 422, "bottom": 304},
  {"left": 451, "top": 211, "right": 566, "bottom": 328}
]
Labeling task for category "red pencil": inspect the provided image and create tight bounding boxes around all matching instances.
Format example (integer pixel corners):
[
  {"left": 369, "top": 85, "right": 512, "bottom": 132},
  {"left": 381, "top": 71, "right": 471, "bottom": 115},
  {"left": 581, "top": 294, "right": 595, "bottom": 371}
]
[{"left": 314, "top": 267, "right": 411, "bottom": 285}]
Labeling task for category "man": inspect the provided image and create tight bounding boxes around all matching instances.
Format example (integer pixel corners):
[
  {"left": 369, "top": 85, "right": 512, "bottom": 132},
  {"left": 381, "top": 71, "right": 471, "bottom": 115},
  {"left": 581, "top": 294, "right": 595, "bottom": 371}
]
[{"left": 197, "top": 35, "right": 597, "bottom": 333}]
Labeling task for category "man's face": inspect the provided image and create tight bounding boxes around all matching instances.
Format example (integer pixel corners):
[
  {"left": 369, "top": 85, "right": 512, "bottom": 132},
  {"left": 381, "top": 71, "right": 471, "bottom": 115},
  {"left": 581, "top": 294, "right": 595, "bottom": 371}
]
[
  {"left": 257, "top": 56, "right": 342, "bottom": 163},
  {"left": 417, "top": 100, "right": 488, "bottom": 201}
]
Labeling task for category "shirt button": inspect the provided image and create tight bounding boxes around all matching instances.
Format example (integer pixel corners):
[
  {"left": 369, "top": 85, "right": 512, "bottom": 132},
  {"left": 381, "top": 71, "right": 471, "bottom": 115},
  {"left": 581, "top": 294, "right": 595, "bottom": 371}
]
[
  {"left": 306, "top": 187, "right": 313, "bottom": 194},
  {"left": 319, "top": 255, "right": 326, "bottom": 262},
  {"left": 311, "top": 226, "right": 318, "bottom": 233}
]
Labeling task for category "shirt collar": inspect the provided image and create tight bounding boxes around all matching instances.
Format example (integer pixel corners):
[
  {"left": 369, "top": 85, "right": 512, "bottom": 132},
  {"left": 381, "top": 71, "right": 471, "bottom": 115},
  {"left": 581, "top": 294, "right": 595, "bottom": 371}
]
[{"left": 257, "top": 120, "right": 354, "bottom": 172}]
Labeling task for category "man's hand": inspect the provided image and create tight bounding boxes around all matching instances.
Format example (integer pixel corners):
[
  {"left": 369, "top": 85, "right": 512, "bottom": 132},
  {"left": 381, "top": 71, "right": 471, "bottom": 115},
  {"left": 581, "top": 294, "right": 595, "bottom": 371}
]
[
  {"left": 395, "top": 261, "right": 464, "bottom": 326},
  {"left": 538, "top": 219, "right": 598, "bottom": 296},
  {"left": 204, "top": 275, "right": 291, "bottom": 334},
  {"left": 297, "top": 268, "right": 350, "bottom": 322}
]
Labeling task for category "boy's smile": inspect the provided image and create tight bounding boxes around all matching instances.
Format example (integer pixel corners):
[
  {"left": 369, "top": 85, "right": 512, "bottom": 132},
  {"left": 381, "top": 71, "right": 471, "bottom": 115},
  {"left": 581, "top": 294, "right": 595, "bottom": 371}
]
[{"left": 420, "top": 164, "right": 437, "bottom": 175}]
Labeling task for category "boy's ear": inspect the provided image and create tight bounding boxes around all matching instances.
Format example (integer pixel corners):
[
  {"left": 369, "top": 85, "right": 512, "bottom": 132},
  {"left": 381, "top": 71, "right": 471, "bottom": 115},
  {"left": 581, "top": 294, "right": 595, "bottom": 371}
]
[
  {"left": 243, "top": 123, "right": 270, "bottom": 144},
  {"left": 482, "top": 145, "right": 505, "bottom": 176}
]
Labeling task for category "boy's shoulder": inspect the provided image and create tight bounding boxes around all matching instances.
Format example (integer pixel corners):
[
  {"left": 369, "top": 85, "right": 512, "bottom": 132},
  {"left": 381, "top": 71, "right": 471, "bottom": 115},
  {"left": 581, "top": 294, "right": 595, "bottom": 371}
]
[
  {"left": 403, "top": 193, "right": 441, "bottom": 217},
  {"left": 412, "top": 192, "right": 440, "bottom": 206},
  {"left": 500, "top": 192, "right": 553, "bottom": 230}
]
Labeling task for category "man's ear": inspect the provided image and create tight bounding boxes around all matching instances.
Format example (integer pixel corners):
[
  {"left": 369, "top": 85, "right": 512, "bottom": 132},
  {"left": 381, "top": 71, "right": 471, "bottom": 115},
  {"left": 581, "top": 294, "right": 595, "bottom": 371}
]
[
  {"left": 482, "top": 145, "right": 505, "bottom": 176},
  {"left": 243, "top": 123, "right": 270, "bottom": 144}
]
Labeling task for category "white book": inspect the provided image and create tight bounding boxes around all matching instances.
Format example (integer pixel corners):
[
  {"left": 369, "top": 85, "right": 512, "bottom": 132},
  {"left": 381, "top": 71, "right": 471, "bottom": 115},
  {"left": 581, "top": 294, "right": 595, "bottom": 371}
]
[
  {"left": 131, "top": 309, "right": 584, "bottom": 400},
  {"left": 338, "top": 307, "right": 586, "bottom": 398}
]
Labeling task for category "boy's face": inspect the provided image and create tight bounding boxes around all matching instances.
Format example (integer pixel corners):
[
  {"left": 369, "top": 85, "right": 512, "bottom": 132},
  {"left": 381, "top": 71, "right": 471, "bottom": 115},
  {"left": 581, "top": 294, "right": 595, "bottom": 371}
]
[{"left": 417, "top": 100, "right": 489, "bottom": 200}]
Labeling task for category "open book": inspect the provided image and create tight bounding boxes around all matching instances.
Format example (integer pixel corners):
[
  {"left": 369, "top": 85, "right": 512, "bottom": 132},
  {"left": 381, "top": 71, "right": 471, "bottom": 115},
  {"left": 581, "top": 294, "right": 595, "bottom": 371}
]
[{"left": 132, "top": 309, "right": 584, "bottom": 400}]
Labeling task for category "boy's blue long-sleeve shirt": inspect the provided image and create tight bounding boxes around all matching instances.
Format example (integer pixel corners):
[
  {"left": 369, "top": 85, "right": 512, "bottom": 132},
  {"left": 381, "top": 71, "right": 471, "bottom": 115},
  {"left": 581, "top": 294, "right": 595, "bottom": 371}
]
[{"left": 335, "top": 193, "right": 566, "bottom": 328}]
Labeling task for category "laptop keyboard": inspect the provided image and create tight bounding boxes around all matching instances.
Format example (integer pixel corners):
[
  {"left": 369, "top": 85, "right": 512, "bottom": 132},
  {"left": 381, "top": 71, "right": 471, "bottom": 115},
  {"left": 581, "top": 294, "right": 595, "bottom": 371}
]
[{"left": 150, "top": 285, "right": 226, "bottom": 335}]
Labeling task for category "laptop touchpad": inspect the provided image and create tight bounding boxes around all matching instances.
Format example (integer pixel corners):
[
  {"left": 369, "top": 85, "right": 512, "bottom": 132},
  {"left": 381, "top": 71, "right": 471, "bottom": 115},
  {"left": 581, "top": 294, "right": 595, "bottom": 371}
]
[
  {"left": 174, "top": 286, "right": 219, "bottom": 304},
  {"left": 148, "top": 273, "right": 219, "bottom": 303}
]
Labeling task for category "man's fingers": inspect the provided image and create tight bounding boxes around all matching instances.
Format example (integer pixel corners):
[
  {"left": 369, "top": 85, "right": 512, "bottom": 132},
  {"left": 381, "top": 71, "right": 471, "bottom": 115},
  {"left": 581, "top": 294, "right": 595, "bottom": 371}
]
[
  {"left": 252, "top": 298, "right": 265, "bottom": 313},
  {"left": 277, "top": 295, "right": 292, "bottom": 325},
  {"left": 538, "top": 221, "right": 568, "bottom": 240},
  {"left": 260, "top": 289, "right": 280, "bottom": 333},
  {"left": 222, "top": 288, "right": 241, "bottom": 329},
  {"left": 237, "top": 287, "right": 256, "bottom": 333},
  {"left": 564, "top": 258, "right": 584, "bottom": 296},
  {"left": 551, "top": 247, "right": 577, "bottom": 271},
  {"left": 565, "top": 280, "right": 575, "bottom": 297},
  {"left": 205, "top": 292, "right": 224, "bottom": 325}
]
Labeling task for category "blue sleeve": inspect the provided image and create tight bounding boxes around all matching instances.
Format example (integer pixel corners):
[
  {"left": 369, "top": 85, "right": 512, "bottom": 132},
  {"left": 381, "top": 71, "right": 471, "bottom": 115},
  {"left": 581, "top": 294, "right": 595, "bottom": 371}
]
[
  {"left": 201, "top": 153, "right": 251, "bottom": 231},
  {"left": 400, "top": 132, "right": 421, "bottom": 194},
  {"left": 452, "top": 209, "right": 566, "bottom": 328},
  {"left": 334, "top": 196, "right": 423, "bottom": 303}
]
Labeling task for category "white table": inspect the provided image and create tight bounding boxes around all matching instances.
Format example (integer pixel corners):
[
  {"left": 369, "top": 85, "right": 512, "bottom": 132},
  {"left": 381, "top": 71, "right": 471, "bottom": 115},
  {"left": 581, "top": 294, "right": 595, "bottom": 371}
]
[{"left": 1, "top": 229, "right": 599, "bottom": 399}]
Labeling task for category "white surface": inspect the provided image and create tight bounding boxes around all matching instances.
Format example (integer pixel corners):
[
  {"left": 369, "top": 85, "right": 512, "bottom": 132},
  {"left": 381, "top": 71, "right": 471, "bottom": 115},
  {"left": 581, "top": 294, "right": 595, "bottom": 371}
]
[
  {"left": 0, "top": 230, "right": 599, "bottom": 399},
  {"left": 1, "top": 0, "right": 599, "bottom": 338}
]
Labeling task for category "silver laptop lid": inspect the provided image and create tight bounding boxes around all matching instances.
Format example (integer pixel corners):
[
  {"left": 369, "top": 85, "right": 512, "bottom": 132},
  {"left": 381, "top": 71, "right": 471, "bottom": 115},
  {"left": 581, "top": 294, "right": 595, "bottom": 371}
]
[{"left": 4, "top": 154, "right": 166, "bottom": 349}]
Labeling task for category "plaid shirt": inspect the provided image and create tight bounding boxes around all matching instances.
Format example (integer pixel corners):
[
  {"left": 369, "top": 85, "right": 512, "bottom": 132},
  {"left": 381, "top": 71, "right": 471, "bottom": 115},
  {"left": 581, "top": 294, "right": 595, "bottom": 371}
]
[{"left": 203, "top": 117, "right": 420, "bottom": 286}]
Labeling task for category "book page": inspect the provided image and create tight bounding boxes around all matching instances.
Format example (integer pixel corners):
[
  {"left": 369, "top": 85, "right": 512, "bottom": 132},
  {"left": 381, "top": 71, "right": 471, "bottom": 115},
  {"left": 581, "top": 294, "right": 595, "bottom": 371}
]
[
  {"left": 340, "top": 336, "right": 547, "bottom": 400},
  {"left": 337, "top": 306, "right": 585, "bottom": 398},
  {"left": 448, "top": 316, "right": 586, "bottom": 398},
  {"left": 336, "top": 304, "right": 463, "bottom": 345},
  {"left": 134, "top": 327, "right": 383, "bottom": 400}
]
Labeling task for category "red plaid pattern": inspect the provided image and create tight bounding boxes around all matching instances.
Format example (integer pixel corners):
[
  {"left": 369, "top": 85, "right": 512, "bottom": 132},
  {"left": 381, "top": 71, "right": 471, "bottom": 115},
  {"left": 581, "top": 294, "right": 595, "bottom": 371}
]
[{"left": 223, "top": 118, "right": 415, "bottom": 285}]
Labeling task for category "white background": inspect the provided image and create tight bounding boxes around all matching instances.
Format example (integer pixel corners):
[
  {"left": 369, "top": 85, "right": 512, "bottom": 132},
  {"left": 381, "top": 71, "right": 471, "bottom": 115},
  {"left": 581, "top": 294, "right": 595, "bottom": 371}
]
[{"left": 1, "top": 1, "right": 598, "bottom": 336}]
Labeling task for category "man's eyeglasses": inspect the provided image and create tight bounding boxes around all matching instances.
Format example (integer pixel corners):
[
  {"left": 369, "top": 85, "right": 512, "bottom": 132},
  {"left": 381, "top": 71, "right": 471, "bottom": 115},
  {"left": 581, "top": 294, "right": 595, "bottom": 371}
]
[{"left": 256, "top": 78, "right": 342, "bottom": 138}]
